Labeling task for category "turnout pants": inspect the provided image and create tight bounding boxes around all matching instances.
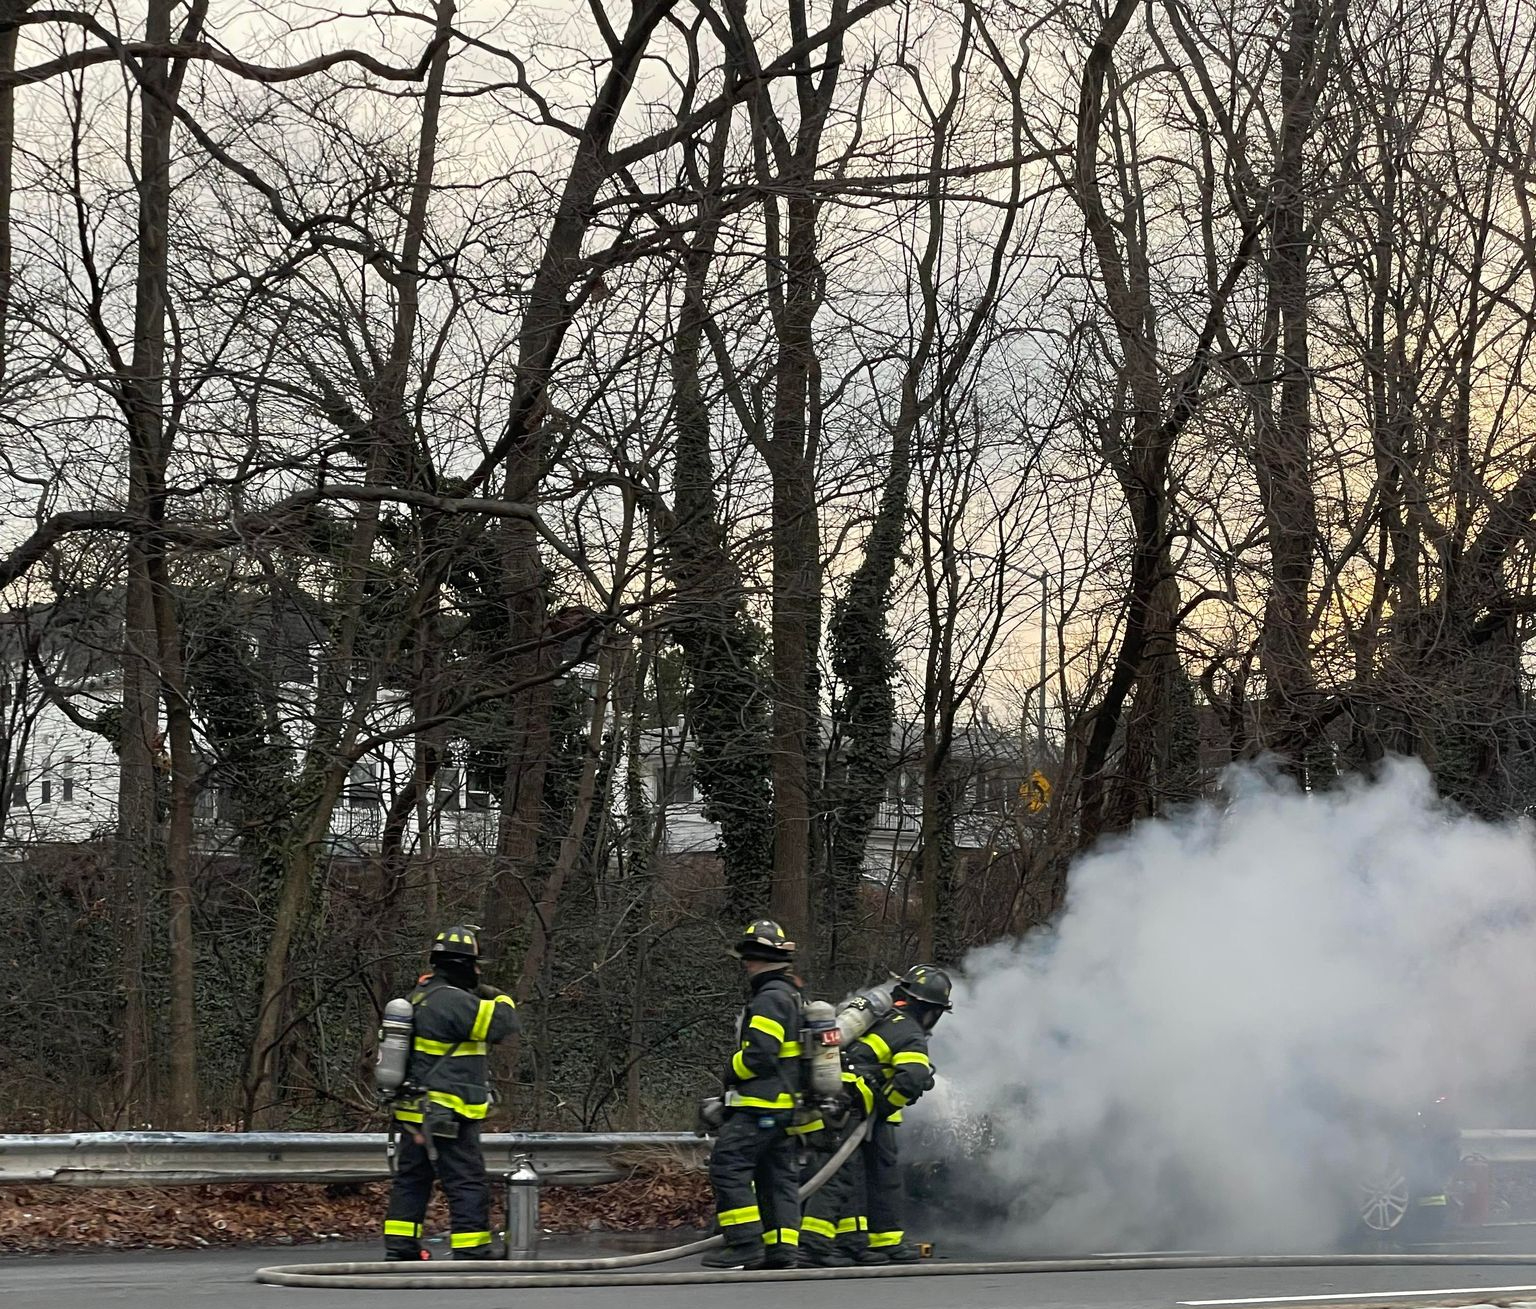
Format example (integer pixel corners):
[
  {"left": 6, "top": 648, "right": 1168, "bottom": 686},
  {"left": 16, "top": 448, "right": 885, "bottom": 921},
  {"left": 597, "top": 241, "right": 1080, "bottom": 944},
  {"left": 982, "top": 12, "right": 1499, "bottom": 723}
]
[
  {"left": 384, "top": 1118, "right": 493, "bottom": 1258},
  {"left": 839, "top": 1115, "right": 904, "bottom": 1252},
  {"left": 708, "top": 1109, "right": 800, "bottom": 1251},
  {"left": 798, "top": 1120, "right": 856, "bottom": 1255}
]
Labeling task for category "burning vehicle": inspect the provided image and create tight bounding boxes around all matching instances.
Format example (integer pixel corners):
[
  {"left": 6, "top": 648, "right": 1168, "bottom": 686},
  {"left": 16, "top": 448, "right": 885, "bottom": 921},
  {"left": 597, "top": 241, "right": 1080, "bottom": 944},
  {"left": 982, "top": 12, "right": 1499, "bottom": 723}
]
[{"left": 901, "top": 1088, "right": 1470, "bottom": 1251}]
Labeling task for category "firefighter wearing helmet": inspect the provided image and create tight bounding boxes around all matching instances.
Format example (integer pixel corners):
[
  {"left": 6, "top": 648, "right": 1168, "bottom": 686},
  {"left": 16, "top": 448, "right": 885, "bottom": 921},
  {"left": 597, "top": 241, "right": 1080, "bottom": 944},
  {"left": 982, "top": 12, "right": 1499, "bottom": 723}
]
[
  {"left": 382, "top": 926, "right": 519, "bottom": 1261},
  {"left": 838, "top": 963, "right": 953, "bottom": 1264},
  {"left": 701, "top": 918, "right": 806, "bottom": 1269}
]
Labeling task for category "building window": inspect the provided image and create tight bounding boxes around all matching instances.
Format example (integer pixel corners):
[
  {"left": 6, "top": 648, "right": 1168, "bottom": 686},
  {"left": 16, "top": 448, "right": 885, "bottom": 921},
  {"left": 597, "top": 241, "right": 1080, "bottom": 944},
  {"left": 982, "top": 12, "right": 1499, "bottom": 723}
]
[
  {"left": 664, "top": 764, "right": 695, "bottom": 806},
  {"left": 345, "top": 759, "right": 382, "bottom": 809},
  {"left": 435, "top": 767, "right": 462, "bottom": 812},
  {"left": 465, "top": 766, "right": 496, "bottom": 811},
  {"left": 40, "top": 779, "right": 51, "bottom": 804},
  {"left": 62, "top": 778, "right": 74, "bottom": 802}
]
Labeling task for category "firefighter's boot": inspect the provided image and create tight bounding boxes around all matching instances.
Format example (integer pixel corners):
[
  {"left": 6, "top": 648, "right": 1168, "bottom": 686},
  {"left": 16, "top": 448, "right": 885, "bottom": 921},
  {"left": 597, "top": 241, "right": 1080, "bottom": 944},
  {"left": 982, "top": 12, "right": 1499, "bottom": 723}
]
[
  {"left": 799, "top": 1243, "right": 853, "bottom": 1268},
  {"left": 384, "top": 1246, "right": 427, "bottom": 1262},
  {"left": 702, "top": 1241, "right": 765, "bottom": 1270},
  {"left": 882, "top": 1239, "right": 924, "bottom": 1264}
]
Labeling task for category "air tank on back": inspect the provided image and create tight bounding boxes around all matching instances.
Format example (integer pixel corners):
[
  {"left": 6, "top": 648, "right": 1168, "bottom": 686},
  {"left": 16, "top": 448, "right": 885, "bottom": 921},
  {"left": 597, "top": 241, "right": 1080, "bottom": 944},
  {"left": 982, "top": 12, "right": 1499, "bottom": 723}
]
[
  {"left": 834, "top": 979, "right": 897, "bottom": 1046},
  {"left": 374, "top": 997, "right": 415, "bottom": 1098},
  {"left": 801, "top": 1000, "right": 844, "bottom": 1097}
]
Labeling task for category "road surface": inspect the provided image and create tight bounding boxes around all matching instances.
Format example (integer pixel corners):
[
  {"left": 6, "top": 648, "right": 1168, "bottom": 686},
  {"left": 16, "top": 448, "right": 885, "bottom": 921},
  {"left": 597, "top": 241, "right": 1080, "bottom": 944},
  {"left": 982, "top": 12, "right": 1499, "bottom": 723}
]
[{"left": 8, "top": 1241, "right": 1536, "bottom": 1309}]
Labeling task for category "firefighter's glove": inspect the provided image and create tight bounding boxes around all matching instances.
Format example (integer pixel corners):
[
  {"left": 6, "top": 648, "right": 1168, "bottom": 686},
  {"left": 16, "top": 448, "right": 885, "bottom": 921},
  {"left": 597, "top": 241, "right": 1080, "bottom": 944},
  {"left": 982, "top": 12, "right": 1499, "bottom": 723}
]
[
  {"left": 815, "top": 1093, "right": 849, "bottom": 1130},
  {"left": 696, "top": 1095, "right": 727, "bottom": 1137}
]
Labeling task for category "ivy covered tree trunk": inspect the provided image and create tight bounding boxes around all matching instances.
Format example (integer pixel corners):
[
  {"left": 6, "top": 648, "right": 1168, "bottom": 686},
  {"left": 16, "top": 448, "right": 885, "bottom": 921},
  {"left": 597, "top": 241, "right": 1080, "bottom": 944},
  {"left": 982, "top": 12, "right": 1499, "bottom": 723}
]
[
  {"left": 827, "top": 15, "right": 1027, "bottom": 964},
  {"left": 825, "top": 382, "right": 911, "bottom": 963},
  {"left": 0, "top": 0, "right": 27, "bottom": 384},
  {"left": 664, "top": 117, "right": 773, "bottom": 916}
]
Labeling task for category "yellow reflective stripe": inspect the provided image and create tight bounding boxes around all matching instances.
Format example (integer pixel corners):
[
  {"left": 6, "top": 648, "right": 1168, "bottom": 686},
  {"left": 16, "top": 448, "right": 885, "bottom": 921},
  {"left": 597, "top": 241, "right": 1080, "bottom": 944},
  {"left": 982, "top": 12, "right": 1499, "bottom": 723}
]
[
  {"left": 869, "top": 1230, "right": 904, "bottom": 1248},
  {"left": 730, "top": 1093, "right": 795, "bottom": 1109},
  {"left": 469, "top": 999, "right": 497, "bottom": 1042},
  {"left": 885, "top": 1109, "right": 903, "bottom": 1123},
  {"left": 450, "top": 1231, "right": 492, "bottom": 1249},
  {"left": 413, "top": 1038, "right": 489, "bottom": 1056},
  {"left": 892, "top": 1051, "right": 932, "bottom": 1068},
  {"left": 384, "top": 1220, "right": 423, "bottom": 1237},
  {"left": 718, "top": 1205, "right": 761, "bottom": 1227},
  {"left": 835, "top": 1217, "right": 860, "bottom": 1235},
  {"left": 393, "top": 1105, "right": 424, "bottom": 1123},
  {"left": 787, "top": 1118, "right": 824, "bottom": 1136},
  {"left": 426, "top": 1090, "right": 489, "bottom": 1118},
  {"left": 762, "top": 1228, "right": 799, "bottom": 1246},
  {"left": 802, "top": 1216, "right": 837, "bottom": 1239},
  {"left": 887, "top": 1088, "right": 911, "bottom": 1108},
  {"left": 859, "top": 1032, "right": 893, "bottom": 1065},
  {"left": 780, "top": 1041, "right": 802, "bottom": 1058},
  {"left": 731, "top": 1048, "right": 752, "bottom": 1081},
  {"left": 749, "top": 1014, "right": 786, "bottom": 1043}
]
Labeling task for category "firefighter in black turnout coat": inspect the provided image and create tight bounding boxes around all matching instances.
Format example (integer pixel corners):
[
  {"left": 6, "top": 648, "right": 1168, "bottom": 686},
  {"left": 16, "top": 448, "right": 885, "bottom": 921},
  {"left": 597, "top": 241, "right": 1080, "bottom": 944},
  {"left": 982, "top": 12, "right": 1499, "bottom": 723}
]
[
  {"left": 841, "top": 964, "right": 952, "bottom": 1264},
  {"left": 383, "top": 926, "right": 518, "bottom": 1261},
  {"left": 703, "top": 919, "right": 806, "bottom": 1270}
]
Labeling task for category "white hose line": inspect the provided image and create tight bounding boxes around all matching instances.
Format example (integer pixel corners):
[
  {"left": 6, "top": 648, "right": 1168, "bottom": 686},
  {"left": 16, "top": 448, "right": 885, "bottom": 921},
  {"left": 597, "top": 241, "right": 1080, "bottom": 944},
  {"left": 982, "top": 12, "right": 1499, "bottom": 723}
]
[{"left": 254, "top": 1251, "right": 1536, "bottom": 1291}]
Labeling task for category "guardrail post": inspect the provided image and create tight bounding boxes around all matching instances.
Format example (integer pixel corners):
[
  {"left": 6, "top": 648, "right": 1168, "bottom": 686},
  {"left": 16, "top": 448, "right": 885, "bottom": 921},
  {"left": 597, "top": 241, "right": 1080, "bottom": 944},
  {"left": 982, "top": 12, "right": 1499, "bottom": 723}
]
[{"left": 501, "top": 1155, "right": 540, "bottom": 1259}]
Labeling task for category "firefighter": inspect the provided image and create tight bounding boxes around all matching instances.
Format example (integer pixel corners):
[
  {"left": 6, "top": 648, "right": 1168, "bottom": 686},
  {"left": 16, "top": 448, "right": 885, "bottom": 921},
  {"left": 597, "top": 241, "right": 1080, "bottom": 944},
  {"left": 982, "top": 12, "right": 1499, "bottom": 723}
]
[
  {"left": 383, "top": 925, "right": 519, "bottom": 1261},
  {"left": 839, "top": 964, "right": 952, "bottom": 1265},
  {"left": 702, "top": 918, "right": 805, "bottom": 1270}
]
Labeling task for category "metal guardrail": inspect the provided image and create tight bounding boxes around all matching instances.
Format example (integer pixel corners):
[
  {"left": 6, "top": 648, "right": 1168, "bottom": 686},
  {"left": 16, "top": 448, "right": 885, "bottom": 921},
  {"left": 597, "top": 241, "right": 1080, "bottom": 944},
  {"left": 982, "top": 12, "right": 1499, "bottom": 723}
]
[
  {"left": 0, "top": 1128, "right": 1529, "bottom": 1188},
  {"left": 0, "top": 1131, "right": 709, "bottom": 1187}
]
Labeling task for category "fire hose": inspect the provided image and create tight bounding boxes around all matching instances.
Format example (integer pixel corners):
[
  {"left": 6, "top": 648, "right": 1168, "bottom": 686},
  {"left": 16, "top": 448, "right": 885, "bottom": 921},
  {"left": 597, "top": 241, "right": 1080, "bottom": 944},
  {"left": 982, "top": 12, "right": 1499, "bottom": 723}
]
[
  {"left": 255, "top": 1111, "right": 875, "bottom": 1288},
  {"left": 255, "top": 1250, "right": 1536, "bottom": 1290},
  {"left": 254, "top": 1112, "right": 1536, "bottom": 1289}
]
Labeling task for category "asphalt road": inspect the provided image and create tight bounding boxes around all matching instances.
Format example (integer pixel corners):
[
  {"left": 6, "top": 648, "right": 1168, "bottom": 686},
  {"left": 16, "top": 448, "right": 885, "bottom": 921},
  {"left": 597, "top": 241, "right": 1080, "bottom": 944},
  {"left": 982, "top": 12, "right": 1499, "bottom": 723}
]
[{"left": 10, "top": 1242, "right": 1536, "bottom": 1309}]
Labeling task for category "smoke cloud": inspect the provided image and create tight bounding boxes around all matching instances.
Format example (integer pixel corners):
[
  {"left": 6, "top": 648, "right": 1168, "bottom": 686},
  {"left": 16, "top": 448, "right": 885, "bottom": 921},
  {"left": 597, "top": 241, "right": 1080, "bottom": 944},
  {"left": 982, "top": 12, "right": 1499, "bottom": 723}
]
[{"left": 923, "top": 759, "right": 1536, "bottom": 1253}]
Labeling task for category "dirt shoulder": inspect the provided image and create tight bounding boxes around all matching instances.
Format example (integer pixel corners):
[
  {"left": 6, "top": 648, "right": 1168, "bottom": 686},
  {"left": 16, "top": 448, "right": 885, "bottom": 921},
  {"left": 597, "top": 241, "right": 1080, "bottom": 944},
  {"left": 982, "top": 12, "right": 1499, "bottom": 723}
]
[{"left": 0, "top": 1172, "right": 712, "bottom": 1255}]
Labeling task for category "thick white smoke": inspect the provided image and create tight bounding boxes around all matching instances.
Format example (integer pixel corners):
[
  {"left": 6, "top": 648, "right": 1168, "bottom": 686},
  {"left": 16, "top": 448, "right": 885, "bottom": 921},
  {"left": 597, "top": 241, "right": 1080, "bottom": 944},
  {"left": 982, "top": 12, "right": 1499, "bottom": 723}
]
[{"left": 923, "top": 759, "right": 1536, "bottom": 1253}]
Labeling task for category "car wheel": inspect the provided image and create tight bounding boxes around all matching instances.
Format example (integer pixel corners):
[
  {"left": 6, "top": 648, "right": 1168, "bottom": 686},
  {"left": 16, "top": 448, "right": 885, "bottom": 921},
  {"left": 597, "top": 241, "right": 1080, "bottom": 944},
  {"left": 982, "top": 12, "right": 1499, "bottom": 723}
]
[{"left": 1358, "top": 1162, "right": 1412, "bottom": 1234}]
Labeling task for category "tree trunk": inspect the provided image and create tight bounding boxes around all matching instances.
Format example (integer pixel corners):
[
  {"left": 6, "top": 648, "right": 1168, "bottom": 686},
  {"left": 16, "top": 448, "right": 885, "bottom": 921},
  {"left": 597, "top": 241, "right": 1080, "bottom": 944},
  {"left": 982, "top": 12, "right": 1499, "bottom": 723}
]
[
  {"left": 502, "top": 647, "right": 614, "bottom": 1075},
  {"left": 113, "top": 0, "right": 202, "bottom": 1123},
  {"left": 1255, "top": 0, "right": 1326, "bottom": 781},
  {"left": 664, "top": 115, "right": 774, "bottom": 915},
  {"left": 152, "top": 578, "right": 199, "bottom": 1126},
  {"left": 0, "top": 0, "right": 27, "bottom": 382}
]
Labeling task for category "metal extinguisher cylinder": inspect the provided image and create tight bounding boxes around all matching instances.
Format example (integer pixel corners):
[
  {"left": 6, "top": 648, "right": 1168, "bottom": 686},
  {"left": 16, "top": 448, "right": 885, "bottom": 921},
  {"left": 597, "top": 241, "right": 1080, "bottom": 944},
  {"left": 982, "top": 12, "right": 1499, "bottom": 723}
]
[
  {"left": 374, "top": 997, "right": 415, "bottom": 1097},
  {"left": 802, "top": 1000, "right": 844, "bottom": 1098},
  {"left": 502, "top": 1156, "right": 541, "bottom": 1259}
]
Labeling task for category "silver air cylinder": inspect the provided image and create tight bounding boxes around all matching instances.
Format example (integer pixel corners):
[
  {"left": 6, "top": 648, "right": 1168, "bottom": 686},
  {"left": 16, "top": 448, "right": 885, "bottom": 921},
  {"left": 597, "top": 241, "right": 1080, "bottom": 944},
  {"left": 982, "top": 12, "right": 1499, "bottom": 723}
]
[
  {"left": 374, "top": 997, "right": 415, "bottom": 1097},
  {"left": 802, "top": 1000, "right": 844, "bottom": 1098},
  {"left": 834, "top": 980, "right": 896, "bottom": 1046}
]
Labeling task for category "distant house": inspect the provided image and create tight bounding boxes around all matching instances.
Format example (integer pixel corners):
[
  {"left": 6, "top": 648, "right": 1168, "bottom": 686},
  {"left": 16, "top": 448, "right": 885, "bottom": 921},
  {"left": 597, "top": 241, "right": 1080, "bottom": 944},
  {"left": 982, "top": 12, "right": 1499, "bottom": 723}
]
[{"left": 1, "top": 603, "right": 1052, "bottom": 869}]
